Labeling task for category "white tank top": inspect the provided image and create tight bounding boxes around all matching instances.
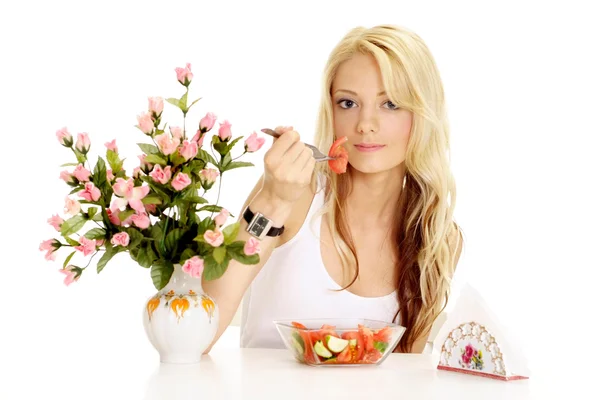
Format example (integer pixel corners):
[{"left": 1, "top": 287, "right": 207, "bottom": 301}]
[{"left": 239, "top": 182, "right": 401, "bottom": 349}]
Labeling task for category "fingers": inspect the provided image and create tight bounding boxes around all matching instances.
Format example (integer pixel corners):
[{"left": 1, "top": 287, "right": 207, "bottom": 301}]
[{"left": 265, "top": 129, "right": 300, "bottom": 165}]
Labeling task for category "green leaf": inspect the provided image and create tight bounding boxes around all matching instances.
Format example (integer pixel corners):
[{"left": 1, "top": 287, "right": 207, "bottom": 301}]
[
  {"left": 141, "top": 193, "right": 163, "bottom": 205},
  {"left": 106, "top": 149, "right": 123, "bottom": 172},
  {"left": 125, "top": 228, "right": 145, "bottom": 249},
  {"left": 188, "top": 159, "right": 206, "bottom": 173},
  {"left": 179, "top": 248, "right": 197, "bottom": 264},
  {"left": 69, "top": 185, "right": 84, "bottom": 195},
  {"left": 92, "top": 213, "right": 104, "bottom": 222},
  {"left": 197, "top": 205, "right": 223, "bottom": 213},
  {"left": 119, "top": 209, "right": 135, "bottom": 222},
  {"left": 74, "top": 148, "right": 87, "bottom": 164},
  {"left": 84, "top": 228, "right": 107, "bottom": 240},
  {"left": 97, "top": 244, "right": 116, "bottom": 273},
  {"left": 137, "top": 243, "right": 155, "bottom": 268},
  {"left": 187, "top": 96, "right": 202, "bottom": 112},
  {"left": 93, "top": 156, "right": 107, "bottom": 190},
  {"left": 60, "top": 162, "right": 79, "bottom": 167},
  {"left": 222, "top": 222, "right": 239, "bottom": 245},
  {"left": 220, "top": 152, "right": 232, "bottom": 168},
  {"left": 138, "top": 143, "right": 160, "bottom": 155},
  {"left": 179, "top": 91, "right": 189, "bottom": 112},
  {"left": 151, "top": 260, "right": 174, "bottom": 290},
  {"left": 197, "top": 149, "right": 217, "bottom": 166},
  {"left": 144, "top": 154, "right": 167, "bottom": 166},
  {"left": 64, "top": 236, "right": 80, "bottom": 247},
  {"left": 182, "top": 195, "right": 207, "bottom": 204},
  {"left": 226, "top": 136, "right": 244, "bottom": 153},
  {"left": 87, "top": 207, "right": 98, "bottom": 219},
  {"left": 165, "top": 228, "right": 186, "bottom": 255},
  {"left": 202, "top": 255, "right": 230, "bottom": 281},
  {"left": 61, "top": 215, "right": 86, "bottom": 236},
  {"left": 213, "top": 246, "right": 226, "bottom": 264},
  {"left": 63, "top": 251, "right": 76, "bottom": 269},
  {"left": 166, "top": 97, "right": 181, "bottom": 109},
  {"left": 222, "top": 161, "right": 253, "bottom": 172}
]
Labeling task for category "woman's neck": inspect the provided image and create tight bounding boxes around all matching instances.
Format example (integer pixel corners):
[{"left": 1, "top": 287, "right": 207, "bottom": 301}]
[{"left": 344, "top": 165, "right": 406, "bottom": 229}]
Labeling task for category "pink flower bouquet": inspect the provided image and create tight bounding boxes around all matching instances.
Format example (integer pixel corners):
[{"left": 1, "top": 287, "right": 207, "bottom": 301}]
[{"left": 41, "top": 63, "right": 265, "bottom": 290}]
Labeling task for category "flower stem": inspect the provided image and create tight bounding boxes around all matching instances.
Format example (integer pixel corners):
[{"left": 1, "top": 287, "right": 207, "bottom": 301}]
[
  {"left": 83, "top": 251, "right": 99, "bottom": 270},
  {"left": 232, "top": 151, "right": 247, "bottom": 161}
]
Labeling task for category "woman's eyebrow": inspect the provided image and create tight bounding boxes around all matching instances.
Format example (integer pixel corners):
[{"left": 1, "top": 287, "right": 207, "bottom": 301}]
[{"left": 333, "top": 89, "right": 387, "bottom": 96}]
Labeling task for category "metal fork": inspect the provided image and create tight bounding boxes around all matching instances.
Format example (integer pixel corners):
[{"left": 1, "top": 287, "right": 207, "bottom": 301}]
[{"left": 260, "top": 128, "right": 336, "bottom": 162}]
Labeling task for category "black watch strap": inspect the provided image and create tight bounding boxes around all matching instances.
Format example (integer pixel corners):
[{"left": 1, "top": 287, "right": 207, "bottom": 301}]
[{"left": 243, "top": 207, "right": 285, "bottom": 237}]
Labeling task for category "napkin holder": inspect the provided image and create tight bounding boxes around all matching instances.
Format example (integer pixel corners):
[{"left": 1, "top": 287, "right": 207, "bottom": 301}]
[{"left": 434, "top": 284, "right": 530, "bottom": 381}]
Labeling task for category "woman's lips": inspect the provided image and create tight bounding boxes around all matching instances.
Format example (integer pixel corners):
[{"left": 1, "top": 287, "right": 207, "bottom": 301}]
[{"left": 354, "top": 144, "right": 385, "bottom": 152}]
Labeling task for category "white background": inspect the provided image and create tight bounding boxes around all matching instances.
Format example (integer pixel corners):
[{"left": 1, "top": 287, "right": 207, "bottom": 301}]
[{"left": 1, "top": 0, "right": 599, "bottom": 397}]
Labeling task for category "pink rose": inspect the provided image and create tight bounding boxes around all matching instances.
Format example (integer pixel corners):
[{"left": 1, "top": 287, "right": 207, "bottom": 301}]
[
  {"left": 244, "top": 131, "right": 265, "bottom": 152},
  {"left": 107, "top": 209, "right": 121, "bottom": 226},
  {"left": 39, "top": 239, "right": 60, "bottom": 261},
  {"left": 128, "top": 185, "right": 150, "bottom": 214},
  {"left": 59, "top": 170, "right": 75, "bottom": 184},
  {"left": 244, "top": 237, "right": 260, "bottom": 255},
  {"left": 218, "top": 120, "right": 232, "bottom": 141},
  {"left": 72, "top": 164, "right": 91, "bottom": 182},
  {"left": 175, "top": 63, "right": 193, "bottom": 86},
  {"left": 138, "top": 154, "right": 153, "bottom": 171},
  {"left": 199, "top": 168, "right": 219, "bottom": 189},
  {"left": 462, "top": 354, "right": 470, "bottom": 365},
  {"left": 59, "top": 266, "right": 80, "bottom": 286},
  {"left": 75, "top": 133, "right": 90, "bottom": 153},
  {"left": 155, "top": 133, "right": 180, "bottom": 155},
  {"left": 171, "top": 172, "right": 192, "bottom": 191},
  {"left": 131, "top": 213, "right": 150, "bottom": 229},
  {"left": 113, "top": 177, "right": 134, "bottom": 197},
  {"left": 148, "top": 96, "right": 164, "bottom": 116},
  {"left": 137, "top": 112, "right": 154, "bottom": 134},
  {"left": 104, "top": 139, "right": 118, "bottom": 153},
  {"left": 179, "top": 140, "right": 198, "bottom": 161},
  {"left": 204, "top": 229, "right": 224, "bottom": 247},
  {"left": 182, "top": 256, "right": 204, "bottom": 278},
  {"left": 149, "top": 164, "right": 172, "bottom": 185},
  {"left": 199, "top": 112, "right": 217, "bottom": 132},
  {"left": 111, "top": 232, "right": 130, "bottom": 247},
  {"left": 106, "top": 169, "right": 115, "bottom": 181},
  {"left": 170, "top": 126, "right": 183, "bottom": 140},
  {"left": 192, "top": 130, "right": 204, "bottom": 147},
  {"left": 64, "top": 197, "right": 81, "bottom": 216},
  {"left": 133, "top": 167, "right": 142, "bottom": 179},
  {"left": 47, "top": 215, "right": 64, "bottom": 231},
  {"left": 56, "top": 127, "right": 72, "bottom": 146},
  {"left": 214, "top": 208, "right": 229, "bottom": 227},
  {"left": 78, "top": 182, "right": 101, "bottom": 202},
  {"left": 464, "top": 344, "right": 475, "bottom": 359},
  {"left": 145, "top": 203, "right": 158, "bottom": 215},
  {"left": 75, "top": 236, "right": 97, "bottom": 257}
]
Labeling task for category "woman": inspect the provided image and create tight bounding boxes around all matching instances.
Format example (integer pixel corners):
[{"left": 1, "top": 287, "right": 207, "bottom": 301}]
[{"left": 203, "top": 24, "right": 464, "bottom": 354}]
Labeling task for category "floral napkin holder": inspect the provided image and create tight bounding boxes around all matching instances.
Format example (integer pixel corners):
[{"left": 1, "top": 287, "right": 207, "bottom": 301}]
[{"left": 434, "top": 284, "right": 530, "bottom": 381}]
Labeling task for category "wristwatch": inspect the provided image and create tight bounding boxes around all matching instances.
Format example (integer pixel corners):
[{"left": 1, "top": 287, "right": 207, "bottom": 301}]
[{"left": 243, "top": 207, "right": 285, "bottom": 240}]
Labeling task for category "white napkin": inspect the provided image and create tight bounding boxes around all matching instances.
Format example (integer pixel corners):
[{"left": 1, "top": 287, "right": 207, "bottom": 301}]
[{"left": 432, "top": 283, "right": 530, "bottom": 380}]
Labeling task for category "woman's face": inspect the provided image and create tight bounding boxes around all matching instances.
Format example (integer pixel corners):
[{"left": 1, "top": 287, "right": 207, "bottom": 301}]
[{"left": 331, "top": 53, "right": 413, "bottom": 174}]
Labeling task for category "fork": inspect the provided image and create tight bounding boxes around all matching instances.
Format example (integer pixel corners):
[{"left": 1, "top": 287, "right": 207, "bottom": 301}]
[{"left": 260, "top": 128, "right": 336, "bottom": 162}]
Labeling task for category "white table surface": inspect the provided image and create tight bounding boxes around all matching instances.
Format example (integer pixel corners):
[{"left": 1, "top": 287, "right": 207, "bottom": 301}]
[{"left": 6, "top": 345, "right": 563, "bottom": 400}]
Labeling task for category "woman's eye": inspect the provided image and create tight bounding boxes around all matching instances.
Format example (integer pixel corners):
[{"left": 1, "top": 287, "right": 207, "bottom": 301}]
[
  {"left": 337, "top": 99, "right": 356, "bottom": 109},
  {"left": 384, "top": 100, "right": 399, "bottom": 110}
]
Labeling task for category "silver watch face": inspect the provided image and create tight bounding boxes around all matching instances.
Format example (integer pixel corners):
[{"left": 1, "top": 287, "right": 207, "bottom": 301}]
[{"left": 248, "top": 214, "right": 270, "bottom": 237}]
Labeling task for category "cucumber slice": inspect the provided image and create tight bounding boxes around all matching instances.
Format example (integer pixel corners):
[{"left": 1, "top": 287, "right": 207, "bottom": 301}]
[
  {"left": 291, "top": 333, "right": 304, "bottom": 355},
  {"left": 314, "top": 340, "right": 333, "bottom": 358},
  {"left": 325, "top": 335, "right": 349, "bottom": 353},
  {"left": 374, "top": 341, "right": 388, "bottom": 353}
]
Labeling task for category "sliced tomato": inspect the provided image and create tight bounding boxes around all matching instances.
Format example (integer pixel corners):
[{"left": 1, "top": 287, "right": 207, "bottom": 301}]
[
  {"left": 362, "top": 348, "right": 383, "bottom": 364},
  {"left": 328, "top": 136, "right": 349, "bottom": 174},
  {"left": 336, "top": 345, "right": 352, "bottom": 363},
  {"left": 341, "top": 331, "right": 364, "bottom": 362},
  {"left": 358, "top": 324, "right": 375, "bottom": 354},
  {"left": 291, "top": 322, "right": 317, "bottom": 364},
  {"left": 373, "top": 326, "right": 392, "bottom": 343}
]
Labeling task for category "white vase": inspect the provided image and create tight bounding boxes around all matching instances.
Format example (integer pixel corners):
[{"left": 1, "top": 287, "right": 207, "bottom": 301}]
[{"left": 142, "top": 263, "right": 219, "bottom": 364}]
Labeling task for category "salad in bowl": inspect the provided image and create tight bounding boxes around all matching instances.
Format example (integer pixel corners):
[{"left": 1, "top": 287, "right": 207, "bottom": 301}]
[{"left": 273, "top": 318, "right": 406, "bottom": 366}]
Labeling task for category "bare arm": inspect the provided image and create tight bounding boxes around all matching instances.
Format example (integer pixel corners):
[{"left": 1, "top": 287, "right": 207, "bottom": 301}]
[{"left": 202, "top": 128, "right": 316, "bottom": 354}]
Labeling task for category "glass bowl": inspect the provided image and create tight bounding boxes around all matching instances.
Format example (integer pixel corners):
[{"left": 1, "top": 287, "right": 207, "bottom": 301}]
[{"left": 273, "top": 318, "right": 406, "bottom": 366}]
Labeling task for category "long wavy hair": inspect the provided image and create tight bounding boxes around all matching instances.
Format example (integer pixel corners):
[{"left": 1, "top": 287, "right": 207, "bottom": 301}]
[{"left": 312, "top": 24, "right": 464, "bottom": 353}]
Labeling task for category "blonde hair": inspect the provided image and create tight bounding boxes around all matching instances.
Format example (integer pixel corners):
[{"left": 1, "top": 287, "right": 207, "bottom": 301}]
[{"left": 312, "top": 24, "right": 464, "bottom": 352}]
